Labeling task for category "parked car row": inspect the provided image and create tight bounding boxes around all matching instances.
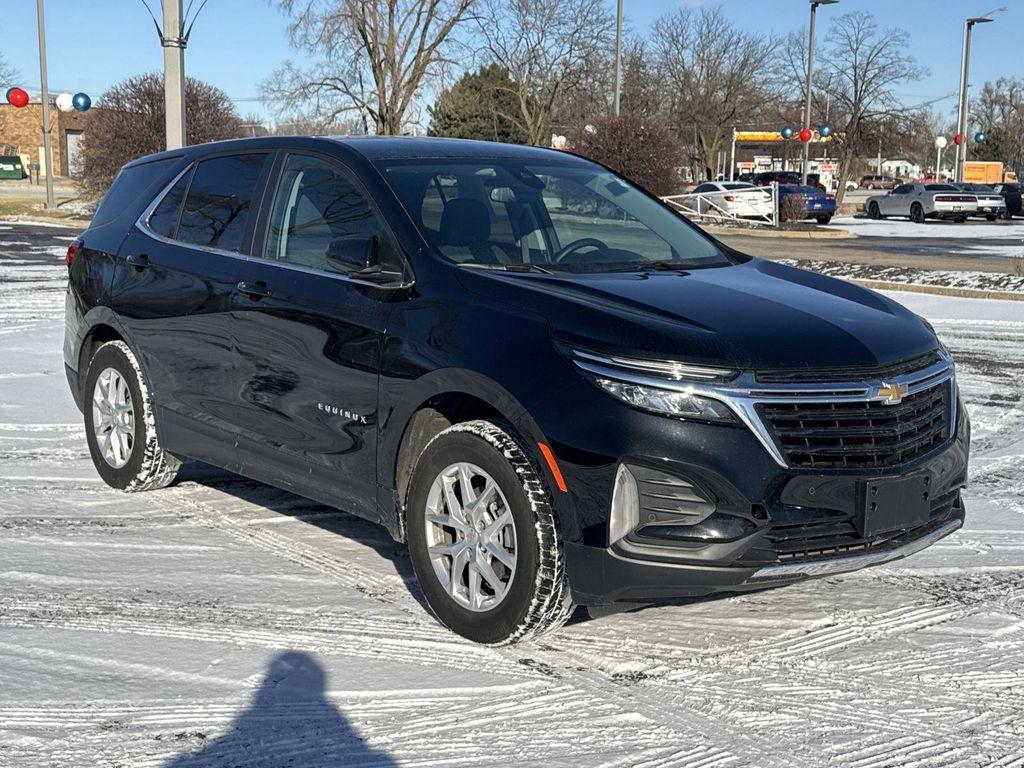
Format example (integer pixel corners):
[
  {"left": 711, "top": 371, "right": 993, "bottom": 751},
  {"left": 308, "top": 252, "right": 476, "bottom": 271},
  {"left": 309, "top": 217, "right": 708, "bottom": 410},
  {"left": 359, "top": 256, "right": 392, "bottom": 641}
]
[
  {"left": 866, "top": 181, "right": 1018, "bottom": 223},
  {"left": 689, "top": 181, "right": 835, "bottom": 223}
]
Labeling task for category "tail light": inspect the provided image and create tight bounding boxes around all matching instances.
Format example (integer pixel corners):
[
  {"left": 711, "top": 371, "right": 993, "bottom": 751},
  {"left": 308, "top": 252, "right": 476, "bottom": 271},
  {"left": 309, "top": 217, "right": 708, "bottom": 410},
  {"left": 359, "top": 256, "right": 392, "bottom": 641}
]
[
  {"left": 826, "top": 194, "right": 835, "bottom": 200},
  {"left": 65, "top": 239, "right": 81, "bottom": 268},
  {"left": 723, "top": 195, "right": 735, "bottom": 202}
]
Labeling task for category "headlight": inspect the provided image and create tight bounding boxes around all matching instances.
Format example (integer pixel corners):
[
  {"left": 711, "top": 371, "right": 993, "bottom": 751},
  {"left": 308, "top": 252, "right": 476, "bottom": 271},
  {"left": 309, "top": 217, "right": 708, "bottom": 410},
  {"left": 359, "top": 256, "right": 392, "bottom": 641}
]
[{"left": 594, "top": 377, "right": 736, "bottom": 422}]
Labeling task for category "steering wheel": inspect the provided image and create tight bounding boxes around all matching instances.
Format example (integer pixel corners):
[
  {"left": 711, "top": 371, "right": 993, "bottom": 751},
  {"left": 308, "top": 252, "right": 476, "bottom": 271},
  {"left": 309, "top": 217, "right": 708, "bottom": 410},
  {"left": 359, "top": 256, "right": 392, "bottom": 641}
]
[{"left": 554, "top": 237, "right": 609, "bottom": 263}]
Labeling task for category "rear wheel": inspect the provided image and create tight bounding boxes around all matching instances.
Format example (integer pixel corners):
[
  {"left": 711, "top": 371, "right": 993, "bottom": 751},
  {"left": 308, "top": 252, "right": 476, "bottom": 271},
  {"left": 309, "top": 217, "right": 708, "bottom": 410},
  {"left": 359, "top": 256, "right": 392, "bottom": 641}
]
[
  {"left": 910, "top": 203, "right": 925, "bottom": 224},
  {"left": 84, "top": 341, "right": 180, "bottom": 492},
  {"left": 816, "top": 215, "right": 833, "bottom": 225},
  {"left": 406, "top": 420, "right": 573, "bottom": 644},
  {"left": 955, "top": 215, "right": 967, "bottom": 223},
  {"left": 986, "top": 214, "right": 997, "bottom": 222}
]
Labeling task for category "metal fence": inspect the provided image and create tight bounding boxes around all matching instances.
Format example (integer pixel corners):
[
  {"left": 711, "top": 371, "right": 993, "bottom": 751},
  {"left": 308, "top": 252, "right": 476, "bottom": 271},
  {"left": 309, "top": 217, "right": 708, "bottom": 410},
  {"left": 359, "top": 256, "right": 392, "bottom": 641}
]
[{"left": 662, "top": 183, "right": 779, "bottom": 227}]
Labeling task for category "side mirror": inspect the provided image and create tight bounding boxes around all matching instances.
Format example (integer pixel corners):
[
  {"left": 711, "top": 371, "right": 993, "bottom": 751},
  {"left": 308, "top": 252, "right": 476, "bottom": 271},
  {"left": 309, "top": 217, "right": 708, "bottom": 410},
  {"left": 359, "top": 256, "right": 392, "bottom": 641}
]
[{"left": 326, "top": 236, "right": 379, "bottom": 275}]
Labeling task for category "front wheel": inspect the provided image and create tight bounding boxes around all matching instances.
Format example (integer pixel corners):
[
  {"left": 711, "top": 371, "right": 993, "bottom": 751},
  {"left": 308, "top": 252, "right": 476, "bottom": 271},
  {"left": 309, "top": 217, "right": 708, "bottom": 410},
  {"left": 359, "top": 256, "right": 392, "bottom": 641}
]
[
  {"left": 84, "top": 340, "right": 181, "bottom": 492},
  {"left": 868, "top": 201, "right": 882, "bottom": 220},
  {"left": 406, "top": 420, "right": 573, "bottom": 644}
]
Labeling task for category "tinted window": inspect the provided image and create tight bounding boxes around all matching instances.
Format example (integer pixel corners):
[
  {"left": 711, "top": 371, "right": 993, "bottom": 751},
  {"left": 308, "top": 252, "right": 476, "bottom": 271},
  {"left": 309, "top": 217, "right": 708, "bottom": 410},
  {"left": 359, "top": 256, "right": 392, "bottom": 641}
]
[
  {"left": 693, "top": 184, "right": 715, "bottom": 193},
  {"left": 177, "top": 154, "right": 267, "bottom": 252},
  {"left": 264, "top": 154, "right": 396, "bottom": 273},
  {"left": 93, "top": 158, "right": 177, "bottom": 227},
  {"left": 893, "top": 185, "right": 913, "bottom": 194},
  {"left": 147, "top": 167, "right": 192, "bottom": 238},
  {"left": 925, "top": 184, "right": 958, "bottom": 192}
]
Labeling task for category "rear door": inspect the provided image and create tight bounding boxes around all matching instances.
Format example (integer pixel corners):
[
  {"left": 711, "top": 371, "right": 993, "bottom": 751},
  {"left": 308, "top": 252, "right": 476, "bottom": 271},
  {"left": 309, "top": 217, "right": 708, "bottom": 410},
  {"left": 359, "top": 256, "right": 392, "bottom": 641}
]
[
  {"left": 229, "top": 151, "right": 410, "bottom": 521},
  {"left": 110, "top": 151, "right": 271, "bottom": 469}
]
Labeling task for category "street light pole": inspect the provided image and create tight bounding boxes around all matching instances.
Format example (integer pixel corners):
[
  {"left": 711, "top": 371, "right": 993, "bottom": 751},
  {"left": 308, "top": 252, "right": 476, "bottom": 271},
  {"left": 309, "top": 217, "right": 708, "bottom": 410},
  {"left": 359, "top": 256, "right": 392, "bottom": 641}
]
[
  {"left": 612, "top": 0, "right": 623, "bottom": 117},
  {"left": 954, "top": 9, "right": 1002, "bottom": 182},
  {"left": 35, "top": 0, "right": 55, "bottom": 210},
  {"left": 162, "top": 0, "right": 187, "bottom": 149},
  {"left": 802, "top": 0, "right": 838, "bottom": 187}
]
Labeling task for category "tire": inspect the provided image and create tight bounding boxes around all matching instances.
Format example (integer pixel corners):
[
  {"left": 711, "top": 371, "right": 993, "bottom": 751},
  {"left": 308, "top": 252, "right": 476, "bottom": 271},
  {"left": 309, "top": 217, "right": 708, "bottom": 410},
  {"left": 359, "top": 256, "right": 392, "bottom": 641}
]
[
  {"left": 986, "top": 214, "right": 997, "bottom": 222},
  {"left": 816, "top": 215, "right": 833, "bottom": 224},
  {"left": 83, "top": 340, "right": 181, "bottom": 492},
  {"left": 868, "top": 201, "right": 882, "bottom": 220},
  {"left": 866, "top": 184, "right": 874, "bottom": 190},
  {"left": 406, "top": 420, "right": 573, "bottom": 645},
  {"left": 955, "top": 216, "right": 967, "bottom": 223},
  {"left": 910, "top": 203, "right": 925, "bottom": 224}
]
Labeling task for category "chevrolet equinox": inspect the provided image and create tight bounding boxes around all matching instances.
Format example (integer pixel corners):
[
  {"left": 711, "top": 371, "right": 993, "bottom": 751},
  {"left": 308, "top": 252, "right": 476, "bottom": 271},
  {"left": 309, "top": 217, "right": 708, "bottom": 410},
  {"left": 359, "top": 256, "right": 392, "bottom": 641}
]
[{"left": 64, "top": 137, "right": 969, "bottom": 644}]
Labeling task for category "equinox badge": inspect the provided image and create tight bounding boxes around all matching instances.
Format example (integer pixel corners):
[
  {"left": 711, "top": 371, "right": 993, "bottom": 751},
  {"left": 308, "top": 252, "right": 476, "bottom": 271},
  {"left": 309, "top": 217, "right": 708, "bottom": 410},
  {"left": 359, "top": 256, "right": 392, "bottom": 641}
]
[{"left": 875, "top": 381, "right": 910, "bottom": 405}]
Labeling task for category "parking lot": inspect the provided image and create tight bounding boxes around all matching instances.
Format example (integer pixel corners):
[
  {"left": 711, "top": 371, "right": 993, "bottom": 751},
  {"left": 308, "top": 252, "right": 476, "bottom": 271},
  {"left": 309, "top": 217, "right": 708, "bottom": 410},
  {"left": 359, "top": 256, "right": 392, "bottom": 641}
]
[{"left": 2, "top": 222, "right": 1023, "bottom": 767}]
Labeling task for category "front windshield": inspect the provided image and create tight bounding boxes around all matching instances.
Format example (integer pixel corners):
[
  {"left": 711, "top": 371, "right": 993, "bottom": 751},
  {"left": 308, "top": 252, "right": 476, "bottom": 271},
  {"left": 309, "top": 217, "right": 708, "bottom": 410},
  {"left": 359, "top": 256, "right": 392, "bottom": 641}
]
[{"left": 382, "top": 159, "right": 728, "bottom": 272}]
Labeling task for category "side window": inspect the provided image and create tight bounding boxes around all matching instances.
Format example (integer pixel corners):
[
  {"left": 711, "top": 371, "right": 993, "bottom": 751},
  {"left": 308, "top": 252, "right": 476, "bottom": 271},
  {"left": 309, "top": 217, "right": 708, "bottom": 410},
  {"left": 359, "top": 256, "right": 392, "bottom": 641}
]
[
  {"left": 147, "top": 167, "right": 193, "bottom": 238},
  {"left": 264, "top": 154, "right": 400, "bottom": 275},
  {"left": 693, "top": 184, "right": 714, "bottom": 193},
  {"left": 893, "top": 185, "right": 912, "bottom": 195},
  {"left": 177, "top": 153, "right": 267, "bottom": 252}
]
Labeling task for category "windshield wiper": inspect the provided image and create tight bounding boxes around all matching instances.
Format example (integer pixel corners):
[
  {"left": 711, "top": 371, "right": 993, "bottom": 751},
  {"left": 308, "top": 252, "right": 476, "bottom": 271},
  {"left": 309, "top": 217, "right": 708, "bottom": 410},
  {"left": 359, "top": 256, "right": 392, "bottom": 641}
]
[
  {"left": 637, "top": 260, "right": 691, "bottom": 273},
  {"left": 503, "top": 263, "right": 554, "bottom": 274}
]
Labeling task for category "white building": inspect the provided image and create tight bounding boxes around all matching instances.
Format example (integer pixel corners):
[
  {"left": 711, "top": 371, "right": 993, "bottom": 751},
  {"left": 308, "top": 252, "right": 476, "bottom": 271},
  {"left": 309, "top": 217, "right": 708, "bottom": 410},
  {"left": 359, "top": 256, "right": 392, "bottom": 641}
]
[{"left": 868, "top": 158, "right": 923, "bottom": 179}]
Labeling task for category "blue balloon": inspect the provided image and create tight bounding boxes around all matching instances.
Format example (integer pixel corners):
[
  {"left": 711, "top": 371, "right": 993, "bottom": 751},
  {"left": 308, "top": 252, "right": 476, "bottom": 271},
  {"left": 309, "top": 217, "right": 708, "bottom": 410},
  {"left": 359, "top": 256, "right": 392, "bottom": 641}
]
[
  {"left": 781, "top": 126, "right": 795, "bottom": 140},
  {"left": 72, "top": 92, "right": 91, "bottom": 112},
  {"left": 973, "top": 131, "right": 985, "bottom": 144},
  {"left": 818, "top": 124, "right": 832, "bottom": 138}
]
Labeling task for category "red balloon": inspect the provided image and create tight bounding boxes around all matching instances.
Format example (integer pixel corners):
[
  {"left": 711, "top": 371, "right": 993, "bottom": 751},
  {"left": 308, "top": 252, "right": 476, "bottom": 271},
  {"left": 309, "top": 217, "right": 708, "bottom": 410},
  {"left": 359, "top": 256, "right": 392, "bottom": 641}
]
[
  {"left": 798, "top": 128, "right": 813, "bottom": 142},
  {"left": 7, "top": 87, "right": 29, "bottom": 108},
  {"left": 953, "top": 133, "right": 963, "bottom": 146}
]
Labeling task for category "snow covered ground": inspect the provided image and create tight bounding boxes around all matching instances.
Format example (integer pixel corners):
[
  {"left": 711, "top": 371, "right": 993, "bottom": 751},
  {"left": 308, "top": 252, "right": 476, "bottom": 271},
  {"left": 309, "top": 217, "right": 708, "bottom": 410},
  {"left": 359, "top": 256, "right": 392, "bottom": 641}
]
[
  {"left": 1, "top": 224, "right": 1023, "bottom": 767},
  {"left": 826, "top": 215, "right": 1024, "bottom": 241}
]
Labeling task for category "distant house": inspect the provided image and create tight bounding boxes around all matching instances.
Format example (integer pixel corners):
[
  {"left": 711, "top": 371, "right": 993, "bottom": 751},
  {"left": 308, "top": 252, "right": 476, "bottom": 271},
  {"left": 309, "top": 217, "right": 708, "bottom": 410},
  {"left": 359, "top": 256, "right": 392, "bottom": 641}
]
[
  {"left": 0, "top": 100, "right": 94, "bottom": 178},
  {"left": 868, "top": 158, "right": 922, "bottom": 180}
]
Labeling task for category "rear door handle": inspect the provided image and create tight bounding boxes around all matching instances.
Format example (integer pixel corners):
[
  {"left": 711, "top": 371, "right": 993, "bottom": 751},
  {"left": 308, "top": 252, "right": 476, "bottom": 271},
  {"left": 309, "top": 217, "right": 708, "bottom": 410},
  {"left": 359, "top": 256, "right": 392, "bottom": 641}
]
[
  {"left": 125, "top": 253, "right": 150, "bottom": 271},
  {"left": 236, "top": 280, "right": 271, "bottom": 300}
]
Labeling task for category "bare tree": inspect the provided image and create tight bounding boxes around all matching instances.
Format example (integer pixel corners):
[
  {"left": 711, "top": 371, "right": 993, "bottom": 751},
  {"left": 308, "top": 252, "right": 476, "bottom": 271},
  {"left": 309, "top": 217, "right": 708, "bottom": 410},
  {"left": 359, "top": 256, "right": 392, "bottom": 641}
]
[
  {"left": 971, "top": 77, "right": 1024, "bottom": 172},
  {"left": 265, "top": 0, "right": 478, "bottom": 135},
  {"left": 0, "top": 52, "right": 19, "bottom": 89},
  {"left": 477, "top": 0, "right": 614, "bottom": 146},
  {"left": 651, "top": 7, "right": 780, "bottom": 180},
  {"left": 794, "top": 12, "right": 925, "bottom": 203}
]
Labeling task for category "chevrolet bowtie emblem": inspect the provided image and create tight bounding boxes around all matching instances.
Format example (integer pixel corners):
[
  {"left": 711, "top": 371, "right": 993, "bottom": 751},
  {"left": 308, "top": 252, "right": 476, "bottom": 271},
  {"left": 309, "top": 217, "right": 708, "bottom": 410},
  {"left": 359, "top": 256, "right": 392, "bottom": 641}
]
[{"left": 876, "top": 381, "right": 909, "bottom": 405}]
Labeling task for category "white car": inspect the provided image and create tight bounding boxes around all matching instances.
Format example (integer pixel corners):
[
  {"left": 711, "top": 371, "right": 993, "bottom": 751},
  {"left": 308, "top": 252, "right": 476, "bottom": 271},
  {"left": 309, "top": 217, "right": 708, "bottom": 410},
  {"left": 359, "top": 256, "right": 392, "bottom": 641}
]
[
  {"left": 866, "top": 182, "right": 978, "bottom": 223},
  {"left": 690, "top": 182, "right": 773, "bottom": 219},
  {"left": 954, "top": 183, "right": 1007, "bottom": 221}
]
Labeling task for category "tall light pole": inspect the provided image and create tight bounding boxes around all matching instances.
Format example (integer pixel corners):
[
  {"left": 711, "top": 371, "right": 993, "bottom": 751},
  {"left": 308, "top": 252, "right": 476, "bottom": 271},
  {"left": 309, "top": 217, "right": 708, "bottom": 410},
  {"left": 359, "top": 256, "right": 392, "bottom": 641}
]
[
  {"left": 162, "top": 0, "right": 186, "bottom": 149},
  {"left": 953, "top": 9, "right": 1003, "bottom": 182},
  {"left": 35, "top": 0, "right": 55, "bottom": 209},
  {"left": 612, "top": 0, "right": 623, "bottom": 117},
  {"left": 801, "top": 0, "right": 838, "bottom": 186}
]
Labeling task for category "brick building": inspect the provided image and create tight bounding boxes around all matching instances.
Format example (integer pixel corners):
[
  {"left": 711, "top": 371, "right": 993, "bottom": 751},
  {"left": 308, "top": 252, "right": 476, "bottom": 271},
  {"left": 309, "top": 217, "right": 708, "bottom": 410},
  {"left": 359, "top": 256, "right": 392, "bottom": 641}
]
[{"left": 0, "top": 101, "right": 93, "bottom": 177}]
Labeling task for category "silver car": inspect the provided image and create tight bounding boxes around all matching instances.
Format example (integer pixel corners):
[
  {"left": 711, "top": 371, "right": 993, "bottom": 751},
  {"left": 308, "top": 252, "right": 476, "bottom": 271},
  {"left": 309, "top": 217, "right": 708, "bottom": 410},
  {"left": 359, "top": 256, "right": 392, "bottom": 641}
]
[
  {"left": 866, "top": 183, "right": 977, "bottom": 223},
  {"left": 954, "top": 183, "right": 1008, "bottom": 221}
]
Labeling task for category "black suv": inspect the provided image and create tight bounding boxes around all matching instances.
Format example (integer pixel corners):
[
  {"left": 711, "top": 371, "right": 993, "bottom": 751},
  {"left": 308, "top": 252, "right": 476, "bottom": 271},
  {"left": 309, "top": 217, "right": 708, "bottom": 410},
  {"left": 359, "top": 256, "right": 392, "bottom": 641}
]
[{"left": 64, "top": 137, "right": 969, "bottom": 644}]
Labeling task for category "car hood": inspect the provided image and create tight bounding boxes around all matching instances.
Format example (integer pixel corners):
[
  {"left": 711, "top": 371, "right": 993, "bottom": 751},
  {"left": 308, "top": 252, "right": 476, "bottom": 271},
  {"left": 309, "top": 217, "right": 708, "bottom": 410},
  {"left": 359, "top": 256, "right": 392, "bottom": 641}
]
[{"left": 456, "top": 258, "right": 938, "bottom": 371}]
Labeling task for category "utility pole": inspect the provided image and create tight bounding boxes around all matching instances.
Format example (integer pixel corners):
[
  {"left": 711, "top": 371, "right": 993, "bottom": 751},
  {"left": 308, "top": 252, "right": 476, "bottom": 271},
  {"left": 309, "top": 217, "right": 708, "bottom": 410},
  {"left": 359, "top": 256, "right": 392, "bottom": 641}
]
[
  {"left": 35, "top": 0, "right": 55, "bottom": 209},
  {"left": 612, "top": 0, "right": 623, "bottom": 117},
  {"left": 162, "top": 0, "right": 186, "bottom": 149},
  {"left": 801, "top": 0, "right": 838, "bottom": 186},
  {"left": 954, "top": 10, "right": 1002, "bottom": 182}
]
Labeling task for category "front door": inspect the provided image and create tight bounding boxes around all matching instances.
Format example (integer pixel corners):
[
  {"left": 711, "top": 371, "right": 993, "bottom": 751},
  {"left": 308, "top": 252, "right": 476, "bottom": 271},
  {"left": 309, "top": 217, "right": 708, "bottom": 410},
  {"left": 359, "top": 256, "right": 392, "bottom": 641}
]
[{"left": 230, "top": 152, "right": 409, "bottom": 522}]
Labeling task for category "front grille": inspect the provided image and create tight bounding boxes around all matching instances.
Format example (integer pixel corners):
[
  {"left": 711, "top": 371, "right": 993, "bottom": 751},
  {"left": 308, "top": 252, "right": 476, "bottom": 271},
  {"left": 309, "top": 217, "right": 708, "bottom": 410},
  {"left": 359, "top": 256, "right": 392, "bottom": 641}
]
[
  {"left": 767, "top": 488, "right": 961, "bottom": 562},
  {"left": 755, "top": 351, "right": 942, "bottom": 384},
  {"left": 757, "top": 381, "right": 951, "bottom": 468}
]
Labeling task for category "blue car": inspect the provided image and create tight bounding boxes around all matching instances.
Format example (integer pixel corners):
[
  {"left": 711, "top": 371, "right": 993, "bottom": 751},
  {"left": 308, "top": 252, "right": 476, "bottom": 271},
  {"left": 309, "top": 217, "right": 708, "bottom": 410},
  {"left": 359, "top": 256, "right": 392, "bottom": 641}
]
[{"left": 778, "top": 184, "right": 836, "bottom": 224}]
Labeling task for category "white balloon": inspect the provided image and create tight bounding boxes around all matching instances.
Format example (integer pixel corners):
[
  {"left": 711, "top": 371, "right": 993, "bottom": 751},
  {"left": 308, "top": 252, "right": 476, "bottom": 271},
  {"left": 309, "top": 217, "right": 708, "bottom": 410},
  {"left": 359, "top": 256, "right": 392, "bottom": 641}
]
[
  {"left": 55, "top": 92, "right": 74, "bottom": 112},
  {"left": 934, "top": 136, "right": 948, "bottom": 149}
]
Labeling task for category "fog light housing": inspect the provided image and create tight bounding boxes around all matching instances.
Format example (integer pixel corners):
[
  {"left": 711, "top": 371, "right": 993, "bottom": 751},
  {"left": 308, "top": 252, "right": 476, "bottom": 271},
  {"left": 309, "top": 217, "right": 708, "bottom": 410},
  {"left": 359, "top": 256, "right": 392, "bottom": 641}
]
[{"left": 609, "top": 463, "right": 718, "bottom": 545}]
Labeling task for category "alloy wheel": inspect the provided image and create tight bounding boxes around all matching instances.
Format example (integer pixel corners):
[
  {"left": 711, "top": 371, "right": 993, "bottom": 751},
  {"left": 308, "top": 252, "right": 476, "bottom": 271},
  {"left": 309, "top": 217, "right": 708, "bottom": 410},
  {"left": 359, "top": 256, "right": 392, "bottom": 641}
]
[
  {"left": 92, "top": 367, "right": 135, "bottom": 468},
  {"left": 424, "top": 462, "right": 517, "bottom": 612}
]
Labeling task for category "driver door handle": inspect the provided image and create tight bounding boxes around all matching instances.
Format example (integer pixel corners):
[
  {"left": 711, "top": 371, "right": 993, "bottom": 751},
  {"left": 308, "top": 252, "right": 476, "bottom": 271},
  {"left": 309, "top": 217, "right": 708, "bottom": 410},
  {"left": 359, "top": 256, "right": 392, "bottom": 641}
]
[{"left": 236, "top": 280, "right": 271, "bottom": 300}]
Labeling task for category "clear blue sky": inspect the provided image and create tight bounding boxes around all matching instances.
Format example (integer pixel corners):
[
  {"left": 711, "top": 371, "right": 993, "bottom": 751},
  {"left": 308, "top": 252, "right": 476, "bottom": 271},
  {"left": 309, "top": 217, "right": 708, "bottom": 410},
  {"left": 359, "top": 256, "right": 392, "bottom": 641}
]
[{"left": 2, "top": 0, "right": 1019, "bottom": 124}]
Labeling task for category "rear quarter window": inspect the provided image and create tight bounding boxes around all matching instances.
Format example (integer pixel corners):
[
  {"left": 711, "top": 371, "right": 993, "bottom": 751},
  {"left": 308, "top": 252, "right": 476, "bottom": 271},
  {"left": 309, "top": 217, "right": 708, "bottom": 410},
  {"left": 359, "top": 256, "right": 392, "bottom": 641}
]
[
  {"left": 176, "top": 153, "right": 268, "bottom": 252},
  {"left": 92, "top": 158, "right": 179, "bottom": 228}
]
